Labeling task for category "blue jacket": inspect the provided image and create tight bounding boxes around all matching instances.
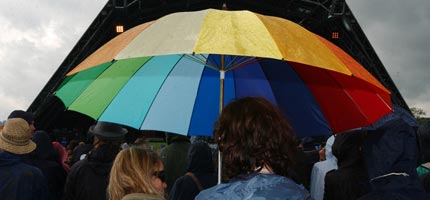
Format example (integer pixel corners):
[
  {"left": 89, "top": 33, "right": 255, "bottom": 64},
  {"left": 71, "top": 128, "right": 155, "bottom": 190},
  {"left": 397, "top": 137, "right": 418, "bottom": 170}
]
[
  {"left": 0, "top": 151, "right": 51, "bottom": 200},
  {"left": 195, "top": 174, "right": 310, "bottom": 200}
]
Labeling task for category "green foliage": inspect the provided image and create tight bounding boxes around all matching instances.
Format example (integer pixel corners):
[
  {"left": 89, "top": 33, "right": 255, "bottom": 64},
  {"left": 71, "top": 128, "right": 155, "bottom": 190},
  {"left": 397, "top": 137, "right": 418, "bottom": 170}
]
[
  {"left": 411, "top": 107, "right": 426, "bottom": 118},
  {"left": 410, "top": 107, "right": 429, "bottom": 124}
]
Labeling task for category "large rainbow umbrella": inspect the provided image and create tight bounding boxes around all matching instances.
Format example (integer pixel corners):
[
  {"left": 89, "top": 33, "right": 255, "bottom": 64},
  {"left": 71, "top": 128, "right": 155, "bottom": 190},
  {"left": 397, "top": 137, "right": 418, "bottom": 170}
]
[{"left": 55, "top": 9, "right": 392, "bottom": 137}]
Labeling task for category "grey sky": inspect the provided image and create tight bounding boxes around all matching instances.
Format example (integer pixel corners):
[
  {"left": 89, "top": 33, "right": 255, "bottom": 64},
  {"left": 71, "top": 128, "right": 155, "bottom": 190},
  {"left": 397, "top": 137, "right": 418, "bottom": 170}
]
[
  {"left": 0, "top": 0, "right": 428, "bottom": 121},
  {"left": 347, "top": 0, "right": 430, "bottom": 116}
]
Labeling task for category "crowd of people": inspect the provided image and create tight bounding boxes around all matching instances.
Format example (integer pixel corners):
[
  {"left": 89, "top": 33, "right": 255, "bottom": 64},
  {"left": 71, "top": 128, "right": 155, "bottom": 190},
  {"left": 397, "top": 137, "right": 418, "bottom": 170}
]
[{"left": 0, "top": 97, "right": 429, "bottom": 200}]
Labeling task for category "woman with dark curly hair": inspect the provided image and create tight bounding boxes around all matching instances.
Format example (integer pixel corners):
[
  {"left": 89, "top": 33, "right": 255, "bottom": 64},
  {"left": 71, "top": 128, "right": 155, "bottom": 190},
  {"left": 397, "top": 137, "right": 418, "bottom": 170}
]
[{"left": 195, "top": 97, "right": 310, "bottom": 200}]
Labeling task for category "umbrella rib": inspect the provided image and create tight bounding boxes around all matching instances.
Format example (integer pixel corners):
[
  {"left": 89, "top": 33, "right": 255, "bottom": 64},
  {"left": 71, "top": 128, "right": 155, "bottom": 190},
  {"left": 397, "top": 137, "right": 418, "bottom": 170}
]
[
  {"left": 374, "top": 92, "right": 393, "bottom": 112},
  {"left": 185, "top": 54, "right": 220, "bottom": 71},
  {"left": 227, "top": 58, "right": 263, "bottom": 72},
  {"left": 225, "top": 56, "right": 248, "bottom": 69},
  {"left": 326, "top": 71, "right": 372, "bottom": 125}
]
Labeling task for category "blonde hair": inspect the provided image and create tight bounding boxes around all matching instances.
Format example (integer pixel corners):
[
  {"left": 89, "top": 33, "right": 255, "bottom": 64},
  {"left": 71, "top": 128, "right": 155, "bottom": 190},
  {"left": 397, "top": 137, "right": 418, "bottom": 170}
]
[{"left": 108, "top": 146, "right": 165, "bottom": 200}]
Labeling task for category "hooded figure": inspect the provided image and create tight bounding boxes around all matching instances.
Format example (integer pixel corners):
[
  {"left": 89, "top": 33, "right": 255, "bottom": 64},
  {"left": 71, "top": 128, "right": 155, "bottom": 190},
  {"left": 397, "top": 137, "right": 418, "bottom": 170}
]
[
  {"left": 359, "top": 118, "right": 430, "bottom": 199},
  {"left": 23, "top": 131, "right": 68, "bottom": 200},
  {"left": 310, "top": 135, "right": 337, "bottom": 200},
  {"left": 324, "top": 130, "right": 369, "bottom": 200},
  {"left": 417, "top": 123, "right": 430, "bottom": 192},
  {"left": 168, "top": 142, "right": 217, "bottom": 200}
]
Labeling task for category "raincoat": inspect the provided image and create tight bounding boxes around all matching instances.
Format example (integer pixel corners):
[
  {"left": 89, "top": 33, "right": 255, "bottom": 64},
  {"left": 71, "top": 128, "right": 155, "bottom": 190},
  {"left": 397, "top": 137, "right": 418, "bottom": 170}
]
[
  {"left": 310, "top": 135, "right": 337, "bottom": 200},
  {"left": 195, "top": 173, "right": 310, "bottom": 200},
  {"left": 359, "top": 118, "right": 430, "bottom": 199}
]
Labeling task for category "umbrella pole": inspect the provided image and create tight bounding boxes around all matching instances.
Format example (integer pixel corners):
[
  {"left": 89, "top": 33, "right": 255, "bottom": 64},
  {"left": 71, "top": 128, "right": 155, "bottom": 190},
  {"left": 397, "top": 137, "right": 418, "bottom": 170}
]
[{"left": 218, "top": 69, "right": 225, "bottom": 184}]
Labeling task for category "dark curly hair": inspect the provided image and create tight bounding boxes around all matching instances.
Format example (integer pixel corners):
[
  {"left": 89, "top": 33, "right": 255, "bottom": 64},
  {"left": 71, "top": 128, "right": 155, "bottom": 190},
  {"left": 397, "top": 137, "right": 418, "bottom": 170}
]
[{"left": 215, "top": 97, "right": 296, "bottom": 181}]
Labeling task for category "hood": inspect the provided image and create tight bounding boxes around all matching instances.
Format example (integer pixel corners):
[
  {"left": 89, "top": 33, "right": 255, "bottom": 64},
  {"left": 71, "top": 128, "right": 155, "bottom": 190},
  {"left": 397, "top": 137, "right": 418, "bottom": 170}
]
[
  {"left": 0, "top": 151, "right": 22, "bottom": 166},
  {"left": 332, "top": 130, "right": 364, "bottom": 169},
  {"left": 365, "top": 104, "right": 418, "bottom": 132},
  {"left": 31, "top": 130, "right": 56, "bottom": 160},
  {"left": 325, "top": 135, "right": 337, "bottom": 163},
  {"left": 186, "top": 142, "right": 215, "bottom": 173},
  {"left": 364, "top": 118, "right": 419, "bottom": 179},
  {"left": 52, "top": 141, "right": 68, "bottom": 163}
]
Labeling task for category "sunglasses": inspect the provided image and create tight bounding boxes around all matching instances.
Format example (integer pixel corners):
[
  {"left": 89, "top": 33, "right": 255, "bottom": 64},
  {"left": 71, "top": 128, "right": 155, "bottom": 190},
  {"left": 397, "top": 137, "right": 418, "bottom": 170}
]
[{"left": 153, "top": 170, "right": 165, "bottom": 183}]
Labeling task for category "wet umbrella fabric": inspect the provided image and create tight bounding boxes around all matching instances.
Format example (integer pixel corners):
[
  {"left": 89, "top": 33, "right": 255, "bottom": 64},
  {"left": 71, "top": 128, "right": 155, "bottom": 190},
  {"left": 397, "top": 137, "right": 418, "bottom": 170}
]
[{"left": 55, "top": 9, "right": 392, "bottom": 137}]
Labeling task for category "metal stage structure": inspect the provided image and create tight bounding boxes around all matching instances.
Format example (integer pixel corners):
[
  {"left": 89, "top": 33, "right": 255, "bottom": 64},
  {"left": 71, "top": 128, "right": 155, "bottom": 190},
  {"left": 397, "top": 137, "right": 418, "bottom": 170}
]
[{"left": 28, "top": 0, "right": 410, "bottom": 130}]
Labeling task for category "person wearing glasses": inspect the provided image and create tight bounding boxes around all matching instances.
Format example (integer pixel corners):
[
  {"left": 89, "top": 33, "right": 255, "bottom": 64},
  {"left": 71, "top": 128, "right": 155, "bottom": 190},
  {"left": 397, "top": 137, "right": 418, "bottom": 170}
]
[{"left": 108, "top": 146, "right": 167, "bottom": 200}]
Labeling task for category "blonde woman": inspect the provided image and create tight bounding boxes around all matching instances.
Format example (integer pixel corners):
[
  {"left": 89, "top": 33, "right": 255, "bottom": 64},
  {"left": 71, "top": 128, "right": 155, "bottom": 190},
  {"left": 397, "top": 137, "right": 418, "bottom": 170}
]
[{"left": 108, "top": 146, "right": 167, "bottom": 200}]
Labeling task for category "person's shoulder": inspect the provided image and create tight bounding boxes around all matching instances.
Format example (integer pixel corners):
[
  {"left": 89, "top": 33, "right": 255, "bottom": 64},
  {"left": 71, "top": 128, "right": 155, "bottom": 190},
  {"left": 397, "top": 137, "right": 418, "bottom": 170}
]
[
  {"left": 195, "top": 175, "right": 310, "bottom": 200},
  {"left": 122, "top": 193, "right": 164, "bottom": 200},
  {"left": 68, "top": 157, "right": 90, "bottom": 173},
  {"left": 253, "top": 174, "right": 310, "bottom": 198},
  {"left": 12, "top": 162, "right": 46, "bottom": 180},
  {"left": 194, "top": 184, "right": 219, "bottom": 200}
]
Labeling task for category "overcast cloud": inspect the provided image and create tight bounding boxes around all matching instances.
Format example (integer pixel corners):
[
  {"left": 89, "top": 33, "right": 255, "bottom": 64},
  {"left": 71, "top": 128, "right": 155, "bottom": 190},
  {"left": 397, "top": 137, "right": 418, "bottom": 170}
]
[
  {"left": 0, "top": 0, "right": 428, "bottom": 121},
  {"left": 348, "top": 0, "right": 430, "bottom": 116}
]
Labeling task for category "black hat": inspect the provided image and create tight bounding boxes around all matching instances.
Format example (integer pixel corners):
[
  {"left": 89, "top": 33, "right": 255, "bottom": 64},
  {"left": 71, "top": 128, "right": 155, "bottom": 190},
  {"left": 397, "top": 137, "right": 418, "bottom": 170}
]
[
  {"left": 8, "top": 110, "right": 34, "bottom": 125},
  {"left": 88, "top": 121, "right": 127, "bottom": 141}
]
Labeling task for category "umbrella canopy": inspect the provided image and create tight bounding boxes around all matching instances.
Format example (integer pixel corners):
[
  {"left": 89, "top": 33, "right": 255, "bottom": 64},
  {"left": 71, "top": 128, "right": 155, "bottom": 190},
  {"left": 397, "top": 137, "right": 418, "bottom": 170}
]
[{"left": 55, "top": 9, "right": 392, "bottom": 137}]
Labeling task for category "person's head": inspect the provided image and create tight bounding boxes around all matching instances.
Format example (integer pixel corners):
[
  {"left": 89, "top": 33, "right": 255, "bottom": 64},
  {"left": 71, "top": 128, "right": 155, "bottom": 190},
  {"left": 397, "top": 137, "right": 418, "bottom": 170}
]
[
  {"left": 88, "top": 121, "right": 127, "bottom": 147},
  {"left": 215, "top": 97, "right": 296, "bottom": 180},
  {"left": 0, "top": 118, "right": 36, "bottom": 154},
  {"left": 8, "top": 110, "right": 35, "bottom": 132},
  {"left": 186, "top": 142, "right": 215, "bottom": 173},
  {"left": 32, "top": 130, "right": 56, "bottom": 160},
  {"left": 108, "top": 146, "right": 166, "bottom": 200},
  {"left": 87, "top": 121, "right": 128, "bottom": 161},
  {"left": 332, "top": 129, "right": 365, "bottom": 168}
]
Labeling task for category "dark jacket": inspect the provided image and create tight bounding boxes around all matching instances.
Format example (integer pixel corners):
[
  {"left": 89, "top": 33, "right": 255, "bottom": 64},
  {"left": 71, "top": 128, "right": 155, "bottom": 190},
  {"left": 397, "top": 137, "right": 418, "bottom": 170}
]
[
  {"left": 169, "top": 142, "right": 217, "bottom": 200},
  {"left": 23, "top": 131, "right": 68, "bottom": 200},
  {"left": 418, "top": 123, "right": 430, "bottom": 193},
  {"left": 63, "top": 144, "right": 118, "bottom": 200},
  {"left": 0, "top": 151, "right": 51, "bottom": 200},
  {"left": 160, "top": 135, "right": 191, "bottom": 193},
  {"left": 324, "top": 130, "right": 369, "bottom": 200},
  {"left": 71, "top": 143, "right": 94, "bottom": 165},
  {"left": 359, "top": 118, "right": 430, "bottom": 200}
]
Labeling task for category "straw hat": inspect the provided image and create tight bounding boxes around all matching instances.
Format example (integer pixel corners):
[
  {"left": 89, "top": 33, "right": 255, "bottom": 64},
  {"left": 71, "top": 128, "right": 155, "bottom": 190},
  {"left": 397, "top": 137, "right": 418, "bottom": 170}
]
[{"left": 0, "top": 118, "right": 36, "bottom": 154}]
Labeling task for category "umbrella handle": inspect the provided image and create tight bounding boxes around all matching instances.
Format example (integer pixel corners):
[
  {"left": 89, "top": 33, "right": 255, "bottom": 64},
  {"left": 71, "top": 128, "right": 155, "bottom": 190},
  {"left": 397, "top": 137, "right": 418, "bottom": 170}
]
[{"left": 218, "top": 150, "right": 222, "bottom": 184}]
